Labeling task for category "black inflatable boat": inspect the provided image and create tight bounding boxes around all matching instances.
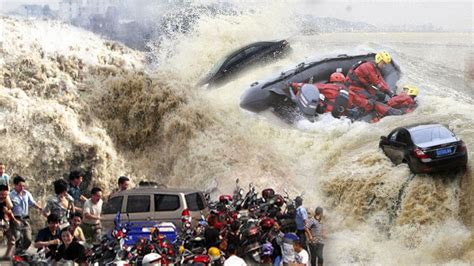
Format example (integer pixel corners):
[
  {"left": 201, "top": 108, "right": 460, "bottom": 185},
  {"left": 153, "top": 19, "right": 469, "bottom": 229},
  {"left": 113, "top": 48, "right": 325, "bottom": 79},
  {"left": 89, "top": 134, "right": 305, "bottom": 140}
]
[{"left": 239, "top": 53, "right": 402, "bottom": 120}]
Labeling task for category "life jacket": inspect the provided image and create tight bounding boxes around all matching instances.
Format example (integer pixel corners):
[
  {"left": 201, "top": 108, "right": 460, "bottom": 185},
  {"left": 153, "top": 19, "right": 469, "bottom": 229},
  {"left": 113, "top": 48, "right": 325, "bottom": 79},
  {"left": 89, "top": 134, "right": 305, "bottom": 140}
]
[
  {"left": 346, "top": 60, "right": 390, "bottom": 95},
  {"left": 387, "top": 93, "right": 417, "bottom": 109},
  {"left": 346, "top": 60, "right": 367, "bottom": 88},
  {"left": 315, "top": 83, "right": 347, "bottom": 114}
]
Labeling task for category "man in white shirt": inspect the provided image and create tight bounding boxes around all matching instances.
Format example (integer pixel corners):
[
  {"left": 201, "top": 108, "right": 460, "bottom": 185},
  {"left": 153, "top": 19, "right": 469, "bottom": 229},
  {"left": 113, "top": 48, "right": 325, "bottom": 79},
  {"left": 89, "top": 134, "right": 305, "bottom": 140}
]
[
  {"left": 81, "top": 187, "right": 103, "bottom": 244},
  {"left": 224, "top": 244, "right": 247, "bottom": 266},
  {"left": 292, "top": 239, "right": 309, "bottom": 266}
]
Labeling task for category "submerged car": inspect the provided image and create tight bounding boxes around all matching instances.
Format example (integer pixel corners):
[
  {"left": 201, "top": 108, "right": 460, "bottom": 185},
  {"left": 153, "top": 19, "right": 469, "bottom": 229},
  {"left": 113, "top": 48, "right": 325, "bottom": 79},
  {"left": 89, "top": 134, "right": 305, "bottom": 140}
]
[
  {"left": 197, "top": 40, "right": 291, "bottom": 87},
  {"left": 379, "top": 123, "right": 468, "bottom": 174}
]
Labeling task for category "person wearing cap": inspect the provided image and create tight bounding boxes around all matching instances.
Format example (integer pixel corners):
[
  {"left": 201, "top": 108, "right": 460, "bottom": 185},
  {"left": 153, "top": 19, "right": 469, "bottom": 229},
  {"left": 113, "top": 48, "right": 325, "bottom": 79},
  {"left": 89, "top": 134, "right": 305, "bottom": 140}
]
[
  {"left": 305, "top": 207, "right": 326, "bottom": 266},
  {"left": 294, "top": 196, "right": 308, "bottom": 248},
  {"left": 345, "top": 51, "right": 394, "bottom": 101}
]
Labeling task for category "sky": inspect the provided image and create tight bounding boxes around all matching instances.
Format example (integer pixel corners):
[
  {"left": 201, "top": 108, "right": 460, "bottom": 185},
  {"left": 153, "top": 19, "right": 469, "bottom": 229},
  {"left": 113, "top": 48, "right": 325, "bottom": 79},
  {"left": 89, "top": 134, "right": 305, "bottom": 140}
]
[{"left": 1, "top": 0, "right": 473, "bottom": 31}]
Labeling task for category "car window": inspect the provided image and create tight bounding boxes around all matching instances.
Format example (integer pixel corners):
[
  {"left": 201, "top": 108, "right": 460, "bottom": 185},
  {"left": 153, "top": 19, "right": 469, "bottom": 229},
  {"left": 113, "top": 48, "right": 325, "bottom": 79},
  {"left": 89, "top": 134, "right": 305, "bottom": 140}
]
[
  {"left": 244, "top": 44, "right": 269, "bottom": 57},
  {"left": 395, "top": 130, "right": 411, "bottom": 144},
  {"left": 411, "top": 127, "right": 455, "bottom": 144},
  {"left": 154, "top": 194, "right": 180, "bottom": 211},
  {"left": 185, "top": 192, "right": 206, "bottom": 211},
  {"left": 225, "top": 53, "right": 246, "bottom": 69},
  {"left": 126, "top": 195, "right": 151, "bottom": 213},
  {"left": 103, "top": 196, "right": 123, "bottom": 214},
  {"left": 389, "top": 130, "right": 398, "bottom": 142}
]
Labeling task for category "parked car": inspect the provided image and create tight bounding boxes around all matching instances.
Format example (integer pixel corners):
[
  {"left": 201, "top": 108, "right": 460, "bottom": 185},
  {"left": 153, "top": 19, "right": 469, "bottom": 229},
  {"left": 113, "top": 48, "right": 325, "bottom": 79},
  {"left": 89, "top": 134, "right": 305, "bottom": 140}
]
[
  {"left": 102, "top": 184, "right": 209, "bottom": 232},
  {"left": 379, "top": 123, "right": 468, "bottom": 174},
  {"left": 197, "top": 39, "right": 291, "bottom": 87}
]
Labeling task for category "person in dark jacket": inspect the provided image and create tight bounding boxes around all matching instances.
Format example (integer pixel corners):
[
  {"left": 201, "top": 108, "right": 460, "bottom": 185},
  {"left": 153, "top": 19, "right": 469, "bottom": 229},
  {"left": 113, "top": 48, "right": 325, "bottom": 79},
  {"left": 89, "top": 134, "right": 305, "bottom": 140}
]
[{"left": 54, "top": 226, "right": 87, "bottom": 265}]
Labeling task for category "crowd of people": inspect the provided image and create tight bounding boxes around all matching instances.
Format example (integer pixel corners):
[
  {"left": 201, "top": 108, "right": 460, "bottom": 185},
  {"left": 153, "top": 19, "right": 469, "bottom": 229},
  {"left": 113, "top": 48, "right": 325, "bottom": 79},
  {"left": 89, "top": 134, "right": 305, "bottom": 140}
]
[
  {"left": 0, "top": 163, "right": 131, "bottom": 264},
  {"left": 1, "top": 160, "right": 328, "bottom": 266},
  {"left": 290, "top": 51, "right": 420, "bottom": 123}
]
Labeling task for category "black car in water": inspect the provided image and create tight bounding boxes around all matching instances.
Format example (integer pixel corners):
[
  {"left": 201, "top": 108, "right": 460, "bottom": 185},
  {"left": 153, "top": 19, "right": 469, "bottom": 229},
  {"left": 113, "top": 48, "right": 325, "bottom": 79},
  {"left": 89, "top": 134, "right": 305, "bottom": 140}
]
[
  {"left": 197, "top": 40, "right": 291, "bottom": 87},
  {"left": 379, "top": 123, "right": 468, "bottom": 174}
]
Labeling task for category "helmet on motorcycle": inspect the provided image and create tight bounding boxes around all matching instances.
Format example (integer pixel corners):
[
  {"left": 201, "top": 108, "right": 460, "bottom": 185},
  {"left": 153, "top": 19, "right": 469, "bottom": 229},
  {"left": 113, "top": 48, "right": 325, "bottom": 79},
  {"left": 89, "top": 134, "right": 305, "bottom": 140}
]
[
  {"left": 375, "top": 51, "right": 392, "bottom": 64},
  {"left": 142, "top": 253, "right": 162, "bottom": 265},
  {"left": 296, "top": 84, "right": 320, "bottom": 117},
  {"left": 262, "top": 188, "right": 275, "bottom": 200},
  {"left": 219, "top": 194, "right": 233, "bottom": 204},
  {"left": 274, "top": 194, "right": 285, "bottom": 207},
  {"left": 208, "top": 247, "right": 221, "bottom": 261},
  {"left": 329, "top": 72, "right": 345, "bottom": 83},
  {"left": 403, "top": 85, "right": 419, "bottom": 97},
  {"left": 260, "top": 217, "right": 275, "bottom": 230},
  {"left": 262, "top": 242, "right": 274, "bottom": 256}
]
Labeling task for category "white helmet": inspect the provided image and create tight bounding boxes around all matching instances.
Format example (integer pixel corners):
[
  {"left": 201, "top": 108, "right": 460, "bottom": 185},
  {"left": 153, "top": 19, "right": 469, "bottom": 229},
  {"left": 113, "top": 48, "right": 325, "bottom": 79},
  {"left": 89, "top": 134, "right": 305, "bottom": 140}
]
[{"left": 142, "top": 253, "right": 162, "bottom": 265}]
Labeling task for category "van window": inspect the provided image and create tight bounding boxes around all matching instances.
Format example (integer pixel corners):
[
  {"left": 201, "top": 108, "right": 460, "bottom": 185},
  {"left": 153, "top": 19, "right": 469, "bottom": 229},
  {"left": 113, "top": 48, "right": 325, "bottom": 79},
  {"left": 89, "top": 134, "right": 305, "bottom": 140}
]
[
  {"left": 185, "top": 192, "right": 206, "bottom": 211},
  {"left": 103, "top": 196, "right": 123, "bottom": 214},
  {"left": 126, "top": 195, "right": 151, "bottom": 213},
  {"left": 154, "top": 194, "right": 180, "bottom": 211}
]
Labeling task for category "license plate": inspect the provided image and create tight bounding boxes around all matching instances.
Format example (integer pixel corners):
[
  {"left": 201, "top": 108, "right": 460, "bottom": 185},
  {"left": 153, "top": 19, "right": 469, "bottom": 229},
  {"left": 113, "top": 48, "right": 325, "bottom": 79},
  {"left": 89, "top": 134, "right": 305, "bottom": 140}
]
[{"left": 436, "top": 148, "right": 452, "bottom": 156}]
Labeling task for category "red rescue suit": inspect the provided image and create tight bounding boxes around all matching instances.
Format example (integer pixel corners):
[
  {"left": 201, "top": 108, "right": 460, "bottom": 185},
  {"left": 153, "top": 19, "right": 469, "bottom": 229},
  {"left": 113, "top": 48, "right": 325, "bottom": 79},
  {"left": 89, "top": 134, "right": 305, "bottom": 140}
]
[
  {"left": 290, "top": 82, "right": 374, "bottom": 116},
  {"left": 315, "top": 83, "right": 374, "bottom": 113},
  {"left": 345, "top": 61, "right": 391, "bottom": 97},
  {"left": 387, "top": 92, "right": 417, "bottom": 113}
]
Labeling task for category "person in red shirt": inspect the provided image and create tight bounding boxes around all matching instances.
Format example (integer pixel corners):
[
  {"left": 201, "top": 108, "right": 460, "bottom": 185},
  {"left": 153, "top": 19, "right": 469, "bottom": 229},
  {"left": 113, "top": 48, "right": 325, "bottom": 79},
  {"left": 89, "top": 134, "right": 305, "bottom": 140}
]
[
  {"left": 345, "top": 51, "right": 394, "bottom": 100},
  {"left": 290, "top": 72, "right": 376, "bottom": 120},
  {"left": 387, "top": 85, "right": 419, "bottom": 112}
]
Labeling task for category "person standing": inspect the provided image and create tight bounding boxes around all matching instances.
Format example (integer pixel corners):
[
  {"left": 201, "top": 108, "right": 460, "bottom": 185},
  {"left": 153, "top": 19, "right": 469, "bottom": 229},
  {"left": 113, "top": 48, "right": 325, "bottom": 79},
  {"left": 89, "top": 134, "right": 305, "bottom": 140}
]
[
  {"left": 67, "top": 171, "right": 87, "bottom": 212},
  {"left": 108, "top": 176, "right": 130, "bottom": 200},
  {"left": 224, "top": 244, "right": 247, "bottom": 266},
  {"left": 0, "top": 163, "right": 10, "bottom": 187},
  {"left": 292, "top": 239, "right": 309, "bottom": 266},
  {"left": 295, "top": 196, "right": 308, "bottom": 247},
  {"left": 81, "top": 187, "right": 103, "bottom": 244},
  {"left": 305, "top": 207, "right": 326, "bottom": 266},
  {"left": 9, "top": 175, "right": 43, "bottom": 254},
  {"left": 0, "top": 184, "right": 17, "bottom": 257},
  {"left": 43, "top": 179, "right": 75, "bottom": 228}
]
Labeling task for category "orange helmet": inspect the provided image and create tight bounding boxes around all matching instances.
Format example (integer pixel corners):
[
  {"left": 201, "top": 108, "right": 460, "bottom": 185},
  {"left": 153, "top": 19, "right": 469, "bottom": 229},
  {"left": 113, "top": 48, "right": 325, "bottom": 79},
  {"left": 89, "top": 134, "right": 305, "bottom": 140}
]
[{"left": 329, "top": 72, "right": 345, "bottom": 83}]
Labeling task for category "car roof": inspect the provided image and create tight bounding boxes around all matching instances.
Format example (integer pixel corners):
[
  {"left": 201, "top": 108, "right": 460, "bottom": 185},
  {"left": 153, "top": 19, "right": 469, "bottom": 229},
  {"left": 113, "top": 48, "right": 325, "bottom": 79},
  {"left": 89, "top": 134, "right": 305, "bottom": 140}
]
[
  {"left": 404, "top": 123, "right": 449, "bottom": 133},
  {"left": 226, "top": 40, "right": 285, "bottom": 58},
  {"left": 112, "top": 186, "right": 204, "bottom": 197}
]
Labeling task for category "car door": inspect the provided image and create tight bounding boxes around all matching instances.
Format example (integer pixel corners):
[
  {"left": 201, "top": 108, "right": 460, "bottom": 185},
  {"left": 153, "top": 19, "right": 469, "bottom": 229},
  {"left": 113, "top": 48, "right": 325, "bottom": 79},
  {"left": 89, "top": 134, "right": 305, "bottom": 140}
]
[
  {"left": 381, "top": 130, "right": 399, "bottom": 162},
  {"left": 125, "top": 194, "right": 153, "bottom": 223},
  {"left": 392, "top": 129, "right": 411, "bottom": 164},
  {"left": 154, "top": 193, "right": 181, "bottom": 226}
]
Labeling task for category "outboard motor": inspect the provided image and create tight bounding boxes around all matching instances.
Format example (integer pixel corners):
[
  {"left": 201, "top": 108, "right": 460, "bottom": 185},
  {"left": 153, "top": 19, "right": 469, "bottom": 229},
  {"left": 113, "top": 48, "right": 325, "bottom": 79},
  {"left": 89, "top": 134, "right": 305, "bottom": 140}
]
[{"left": 290, "top": 84, "right": 320, "bottom": 118}]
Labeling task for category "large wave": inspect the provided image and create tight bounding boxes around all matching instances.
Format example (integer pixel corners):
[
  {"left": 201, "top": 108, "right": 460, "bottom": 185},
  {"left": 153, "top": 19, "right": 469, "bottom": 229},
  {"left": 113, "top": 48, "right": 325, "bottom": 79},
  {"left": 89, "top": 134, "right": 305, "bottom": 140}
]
[{"left": 0, "top": 2, "right": 472, "bottom": 263}]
